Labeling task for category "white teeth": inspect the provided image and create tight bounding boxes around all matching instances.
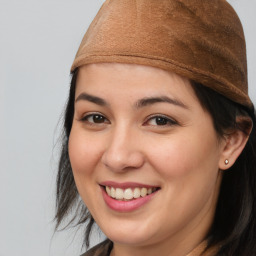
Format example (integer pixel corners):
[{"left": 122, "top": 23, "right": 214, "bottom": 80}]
[
  {"left": 106, "top": 186, "right": 111, "bottom": 195},
  {"left": 141, "top": 188, "right": 147, "bottom": 197},
  {"left": 124, "top": 188, "right": 133, "bottom": 200},
  {"left": 110, "top": 187, "right": 116, "bottom": 198},
  {"left": 115, "top": 188, "right": 124, "bottom": 199},
  {"left": 105, "top": 186, "right": 157, "bottom": 200},
  {"left": 133, "top": 188, "right": 141, "bottom": 198},
  {"left": 147, "top": 188, "right": 152, "bottom": 195}
]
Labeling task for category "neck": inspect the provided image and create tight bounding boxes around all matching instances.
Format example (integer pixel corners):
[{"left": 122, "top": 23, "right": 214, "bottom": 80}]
[{"left": 110, "top": 238, "right": 208, "bottom": 256}]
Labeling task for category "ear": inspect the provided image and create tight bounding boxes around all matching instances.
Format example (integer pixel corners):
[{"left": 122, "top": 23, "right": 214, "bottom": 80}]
[{"left": 219, "top": 116, "right": 252, "bottom": 170}]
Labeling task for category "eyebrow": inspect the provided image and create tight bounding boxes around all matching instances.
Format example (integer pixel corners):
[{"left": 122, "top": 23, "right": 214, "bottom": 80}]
[
  {"left": 135, "top": 96, "right": 189, "bottom": 109},
  {"left": 75, "top": 92, "right": 188, "bottom": 109},
  {"left": 75, "top": 93, "right": 108, "bottom": 106}
]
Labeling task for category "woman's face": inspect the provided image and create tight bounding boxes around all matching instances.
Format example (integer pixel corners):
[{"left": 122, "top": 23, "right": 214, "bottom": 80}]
[{"left": 69, "top": 63, "right": 225, "bottom": 252}]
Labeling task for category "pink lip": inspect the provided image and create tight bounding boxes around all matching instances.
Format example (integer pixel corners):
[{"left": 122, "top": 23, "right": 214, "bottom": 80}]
[{"left": 100, "top": 184, "right": 159, "bottom": 213}]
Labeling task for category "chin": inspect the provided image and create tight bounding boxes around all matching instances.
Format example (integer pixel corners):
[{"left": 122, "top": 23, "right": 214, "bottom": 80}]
[
  {"left": 98, "top": 218, "right": 158, "bottom": 246},
  {"left": 107, "top": 230, "right": 154, "bottom": 246}
]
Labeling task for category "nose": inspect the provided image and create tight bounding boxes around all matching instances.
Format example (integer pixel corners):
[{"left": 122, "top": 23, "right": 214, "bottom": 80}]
[{"left": 101, "top": 126, "right": 145, "bottom": 172}]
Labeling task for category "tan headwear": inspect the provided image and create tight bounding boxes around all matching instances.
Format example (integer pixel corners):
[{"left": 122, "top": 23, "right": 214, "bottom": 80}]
[{"left": 71, "top": 0, "right": 253, "bottom": 109}]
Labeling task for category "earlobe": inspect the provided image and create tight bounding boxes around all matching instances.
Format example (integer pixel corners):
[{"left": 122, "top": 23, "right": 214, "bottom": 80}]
[
  {"left": 224, "top": 159, "right": 229, "bottom": 165},
  {"left": 219, "top": 117, "right": 252, "bottom": 170}
]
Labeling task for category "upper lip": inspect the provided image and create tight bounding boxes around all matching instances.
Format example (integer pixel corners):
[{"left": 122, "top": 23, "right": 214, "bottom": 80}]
[{"left": 100, "top": 181, "right": 160, "bottom": 189}]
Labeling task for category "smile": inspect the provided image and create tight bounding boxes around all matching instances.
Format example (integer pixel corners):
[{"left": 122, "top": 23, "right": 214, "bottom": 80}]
[
  {"left": 105, "top": 186, "right": 158, "bottom": 201},
  {"left": 100, "top": 182, "right": 160, "bottom": 212}
]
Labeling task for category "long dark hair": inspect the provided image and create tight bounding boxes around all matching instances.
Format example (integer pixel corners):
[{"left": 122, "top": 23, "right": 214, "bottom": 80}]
[
  {"left": 191, "top": 82, "right": 256, "bottom": 255},
  {"left": 55, "top": 68, "right": 256, "bottom": 255}
]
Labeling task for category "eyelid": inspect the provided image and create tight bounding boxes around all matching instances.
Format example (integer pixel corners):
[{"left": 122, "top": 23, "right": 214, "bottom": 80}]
[
  {"left": 79, "top": 112, "right": 110, "bottom": 124},
  {"left": 144, "top": 114, "right": 178, "bottom": 126},
  {"left": 78, "top": 112, "right": 178, "bottom": 127}
]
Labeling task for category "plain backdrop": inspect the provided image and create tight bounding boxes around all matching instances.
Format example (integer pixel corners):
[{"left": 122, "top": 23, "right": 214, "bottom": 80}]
[{"left": 0, "top": 0, "right": 255, "bottom": 255}]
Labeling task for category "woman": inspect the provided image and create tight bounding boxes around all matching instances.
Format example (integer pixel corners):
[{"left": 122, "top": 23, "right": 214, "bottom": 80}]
[{"left": 55, "top": 0, "right": 256, "bottom": 255}]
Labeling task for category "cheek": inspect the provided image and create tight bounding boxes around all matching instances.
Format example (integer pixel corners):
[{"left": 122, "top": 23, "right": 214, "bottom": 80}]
[
  {"left": 147, "top": 128, "right": 220, "bottom": 181},
  {"left": 68, "top": 126, "right": 107, "bottom": 209},
  {"left": 68, "top": 126, "right": 105, "bottom": 212},
  {"left": 68, "top": 127, "right": 103, "bottom": 176},
  {"left": 146, "top": 131, "right": 221, "bottom": 224}
]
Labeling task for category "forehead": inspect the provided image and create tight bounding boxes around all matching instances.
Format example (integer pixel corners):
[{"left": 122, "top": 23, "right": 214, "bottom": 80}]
[{"left": 75, "top": 63, "right": 198, "bottom": 104}]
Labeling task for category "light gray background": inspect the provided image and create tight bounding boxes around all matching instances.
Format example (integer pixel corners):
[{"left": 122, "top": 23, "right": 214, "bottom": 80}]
[{"left": 0, "top": 0, "right": 255, "bottom": 255}]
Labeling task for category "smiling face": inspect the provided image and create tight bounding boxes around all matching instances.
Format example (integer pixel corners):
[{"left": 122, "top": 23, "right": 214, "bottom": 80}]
[{"left": 69, "top": 63, "right": 225, "bottom": 255}]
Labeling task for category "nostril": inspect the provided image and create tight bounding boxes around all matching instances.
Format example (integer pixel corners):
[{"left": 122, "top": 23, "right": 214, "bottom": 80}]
[{"left": 101, "top": 149, "right": 145, "bottom": 172}]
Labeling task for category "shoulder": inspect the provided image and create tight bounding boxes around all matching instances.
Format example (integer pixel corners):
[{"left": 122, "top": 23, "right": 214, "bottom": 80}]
[{"left": 80, "top": 240, "right": 113, "bottom": 256}]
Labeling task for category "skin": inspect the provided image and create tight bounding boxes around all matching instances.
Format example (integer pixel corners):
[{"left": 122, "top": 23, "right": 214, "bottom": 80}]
[{"left": 69, "top": 63, "right": 247, "bottom": 256}]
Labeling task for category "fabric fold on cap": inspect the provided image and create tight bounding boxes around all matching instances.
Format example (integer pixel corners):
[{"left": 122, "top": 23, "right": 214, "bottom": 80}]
[{"left": 71, "top": 0, "right": 253, "bottom": 109}]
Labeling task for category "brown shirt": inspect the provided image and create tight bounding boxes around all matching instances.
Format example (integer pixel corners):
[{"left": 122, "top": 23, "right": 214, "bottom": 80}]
[{"left": 81, "top": 239, "right": 218, "bottom": 256}]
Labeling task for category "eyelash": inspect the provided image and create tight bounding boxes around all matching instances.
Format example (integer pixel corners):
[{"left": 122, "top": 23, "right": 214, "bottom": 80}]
[
  {"left": 80, "top": 113, "right": 178, "bottom": 127},
  {"left": 80, "top": 113, "right": 109, "bottom": 125},
  {"left": 144, "top": 114, "right": 178, "bottom": 127}
]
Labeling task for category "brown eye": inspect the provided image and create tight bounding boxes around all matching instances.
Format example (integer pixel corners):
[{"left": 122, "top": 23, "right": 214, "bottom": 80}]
[
  {"left": 146, "top": 115, "right": 177, "bottom": 126},
  {"left": 155, "top": 117, "right": 168, "bottom": 125},
  {"left": 91, "top": 115, "right": 105, "bottom": 123},
  {"left": 81, "top": 114, "right": 109, "bottom": 124}
]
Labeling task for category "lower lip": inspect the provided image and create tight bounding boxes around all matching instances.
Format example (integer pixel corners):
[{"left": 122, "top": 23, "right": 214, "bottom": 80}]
[{"left": 101, "top": 187, "right": 158, "bottom": 212}]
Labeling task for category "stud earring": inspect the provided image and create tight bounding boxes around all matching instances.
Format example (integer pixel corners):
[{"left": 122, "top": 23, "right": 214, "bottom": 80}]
[{"left": 224, "top": 159, "right": 229, "bottom": 165}]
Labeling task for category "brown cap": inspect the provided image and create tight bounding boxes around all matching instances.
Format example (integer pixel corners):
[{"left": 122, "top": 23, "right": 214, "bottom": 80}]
[{"left": 71, "top": 0, "right": 253, "bottom": 109}]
